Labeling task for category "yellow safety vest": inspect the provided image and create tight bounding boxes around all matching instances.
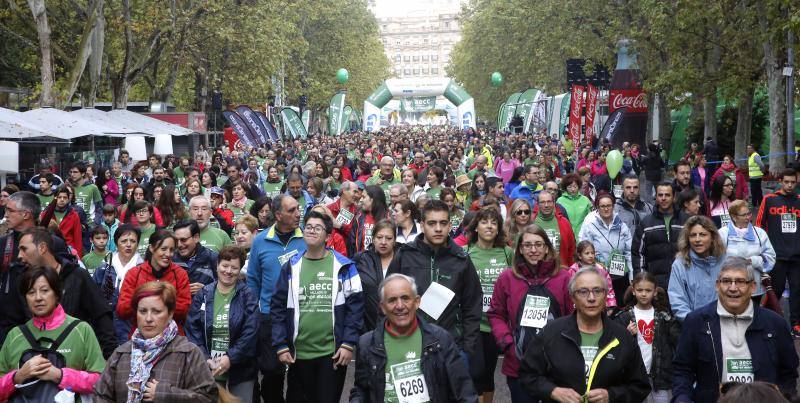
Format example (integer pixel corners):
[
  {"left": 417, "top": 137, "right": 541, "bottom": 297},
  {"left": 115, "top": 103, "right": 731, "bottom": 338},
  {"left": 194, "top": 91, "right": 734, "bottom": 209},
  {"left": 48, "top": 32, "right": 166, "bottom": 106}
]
[{"left": 748, "top": 152, "right": 763, "bottom": 179}]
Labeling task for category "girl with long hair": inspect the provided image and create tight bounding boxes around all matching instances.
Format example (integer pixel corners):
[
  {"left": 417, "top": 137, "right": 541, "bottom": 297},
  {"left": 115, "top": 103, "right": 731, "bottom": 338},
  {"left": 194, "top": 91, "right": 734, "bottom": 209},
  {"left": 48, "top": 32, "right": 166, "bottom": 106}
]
[
  {"left": 347, "top": 185, "right": 389, "bottom": 256},
  {"left": 156, "top": 184, "right": 186, "bottom": 229},
  {"left": 95, "top": 166, "right": 120, "bottom": 205},
  {"left": 708, "top": 174, "right": 736, "bottom": 228},
  {"left": 505, "top": 198, "right": 531, "bottom": 247}
]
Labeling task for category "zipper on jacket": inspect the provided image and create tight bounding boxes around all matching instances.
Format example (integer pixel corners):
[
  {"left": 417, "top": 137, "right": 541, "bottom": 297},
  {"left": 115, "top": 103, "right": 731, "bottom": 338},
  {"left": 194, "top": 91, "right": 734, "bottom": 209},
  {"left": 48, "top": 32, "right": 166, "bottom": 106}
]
[
  {"left": 706, "top": 321, "right": 721, "bottom": 382},
  {"left": 430, "top": 255, "right": 439, "bottom": 283}
]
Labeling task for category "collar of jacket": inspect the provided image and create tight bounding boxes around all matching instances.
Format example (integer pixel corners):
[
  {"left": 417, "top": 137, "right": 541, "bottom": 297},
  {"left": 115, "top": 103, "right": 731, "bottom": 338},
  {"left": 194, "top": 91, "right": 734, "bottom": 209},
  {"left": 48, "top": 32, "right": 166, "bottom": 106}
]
[
  {"left": 370, "top": 314, "right": 442, "bottom": 355},
  {"left": 56, "top": 253, "right": 79, "bottom": 280},
  {"left": 688, "top": 250, "right": 720, "bottom": 270},
  {"left": 700, "top": 301, "right": 766, "bottom": 332},
  {"left": 591, "top": 211, "right": 622, "bottom": 231},
  {"left": 724, "top": 221, "right": 757, "bottom": 242},
  {"left": 559, "top": 312, "right": 618, "bottom": 350},
  {"left": 116, "top": 334, "right": 195, "bottom": 354},
  {"left": 408, "top": 236, "right": 465, "bottom": 258},
  {"left": 615, "top": 197, "right": 649, "bottom": 212},
  {"left": 265, "top": 224, "right": 303, "bottom": 241},
  {"left": 716, "top": 299, "right": 754, "bottom": 321}
]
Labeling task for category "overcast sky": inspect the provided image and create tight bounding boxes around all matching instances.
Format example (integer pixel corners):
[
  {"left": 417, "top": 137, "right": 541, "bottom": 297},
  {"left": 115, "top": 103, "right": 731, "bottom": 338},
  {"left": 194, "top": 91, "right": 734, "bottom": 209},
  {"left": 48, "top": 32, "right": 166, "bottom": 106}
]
[{"left": 372, "top": 0, "right": 463, "bottom": 18}]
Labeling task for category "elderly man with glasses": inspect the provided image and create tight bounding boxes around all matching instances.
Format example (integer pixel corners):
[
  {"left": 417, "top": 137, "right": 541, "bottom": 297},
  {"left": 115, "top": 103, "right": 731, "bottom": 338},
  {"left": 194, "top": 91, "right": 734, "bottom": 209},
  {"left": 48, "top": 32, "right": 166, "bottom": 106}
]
[
  {"left": 672, "top": 257, "right": 798, "bottom": 402},
  {"left": 519, "top": 267, "right": 650, "bottom": 403}
]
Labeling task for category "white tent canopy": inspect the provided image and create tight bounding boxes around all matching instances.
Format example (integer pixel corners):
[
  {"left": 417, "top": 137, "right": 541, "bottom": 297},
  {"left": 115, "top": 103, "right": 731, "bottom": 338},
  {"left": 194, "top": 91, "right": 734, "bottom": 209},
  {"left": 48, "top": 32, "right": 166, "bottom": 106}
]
[
  {"left": 23, "top": 108, "right": 132, "bottom": 139},
  {"left": 106, "top": 109, "right": 193, "bottom": 136},
  {"left": 0, "top": 108, "right": 57, "bottom": 139},
  {"left": 71, "top": 108, "right": 147, "bottom": 135}
]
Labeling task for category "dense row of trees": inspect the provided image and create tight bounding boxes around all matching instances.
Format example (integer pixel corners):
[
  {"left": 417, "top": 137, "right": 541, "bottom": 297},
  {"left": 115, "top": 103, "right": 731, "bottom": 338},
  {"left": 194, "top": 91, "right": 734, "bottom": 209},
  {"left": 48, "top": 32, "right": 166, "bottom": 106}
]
[
  {"left": 0, "top": 0, "right": 391, "bottom": 119},
  {"left": 448, "top": 0, "right": 798, "bottom": 172}
]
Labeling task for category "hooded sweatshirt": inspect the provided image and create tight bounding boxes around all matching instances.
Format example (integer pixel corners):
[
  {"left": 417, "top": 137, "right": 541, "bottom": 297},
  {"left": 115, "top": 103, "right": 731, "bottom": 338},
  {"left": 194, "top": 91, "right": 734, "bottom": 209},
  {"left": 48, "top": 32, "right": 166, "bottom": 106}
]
[{"left": 718, "top": 300, "right": 754, "bottom": 381}]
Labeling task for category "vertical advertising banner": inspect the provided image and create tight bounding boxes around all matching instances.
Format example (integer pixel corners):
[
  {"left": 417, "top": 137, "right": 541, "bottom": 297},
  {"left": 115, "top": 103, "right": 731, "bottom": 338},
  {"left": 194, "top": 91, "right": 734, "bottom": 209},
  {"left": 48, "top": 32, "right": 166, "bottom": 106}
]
[
  {"left": 222, "top": 111, "right": 257, "bottom": 148},
  {"left": 584, "top": 84, "right": 599, "bottom": 145},
  {"left": 568, "top": 85, "right": 585, "bottom": 146},
  {"left": 328, "top": 92, "right": 346, "bottom": 136}
]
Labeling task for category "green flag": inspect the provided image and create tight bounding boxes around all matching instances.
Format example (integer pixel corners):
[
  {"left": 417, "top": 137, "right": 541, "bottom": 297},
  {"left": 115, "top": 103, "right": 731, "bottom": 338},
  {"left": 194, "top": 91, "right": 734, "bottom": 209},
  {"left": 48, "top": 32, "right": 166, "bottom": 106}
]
[
  {"left": 281, "top": 108, "right": 308, "bottom": 140},
  {"left": 341, "top": 105, "right": 353, "bottom": 134},
  {"left": 328, "top": 92, "right": 346, "bottom": 136},
  {"left": 302, "top": 110, "right": 311, "bottom": 132},
  {"left": 558, "top": 93, "right": 571, "bottom": 136}
]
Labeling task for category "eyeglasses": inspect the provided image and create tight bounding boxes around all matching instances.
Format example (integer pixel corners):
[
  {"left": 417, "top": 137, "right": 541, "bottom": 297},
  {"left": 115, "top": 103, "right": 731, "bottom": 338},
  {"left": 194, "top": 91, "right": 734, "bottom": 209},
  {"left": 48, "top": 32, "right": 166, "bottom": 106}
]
[
  {"left": 135, "top": 209, "right": 150, "bottom": 215},
  {"left": 723, "top": 184, "right": 734, "bottom": 188},
  {"left": 69, "top": 170, "right": 80, "bottom": 174},
  {"left": 521, "top": 242, "right": 545, "bottom": 250},
  {"left": 573, "top": 287, "right": 607, "bottom": 299},
  {"left": 304, "top": 225, "right": 326, "bottom": 234},
  {"left": 717, "top": 278, "right": 752, "bottom": 288},
  {"left": 515, "top": 209, "right": 531, "bottom": 216},
  {"left": 597, "top": 204, "right": 614, "bottom": 210},
  {"left": 734, "top": 211, "right": 752, "bottom": 217}
]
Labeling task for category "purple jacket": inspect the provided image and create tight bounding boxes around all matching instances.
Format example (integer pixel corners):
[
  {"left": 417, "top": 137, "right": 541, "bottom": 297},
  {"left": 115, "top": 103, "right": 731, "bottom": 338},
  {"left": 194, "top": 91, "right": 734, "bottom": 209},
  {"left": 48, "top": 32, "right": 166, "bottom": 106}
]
[{"left": 487, "top": 264, "right": 574, "bottom": 377}]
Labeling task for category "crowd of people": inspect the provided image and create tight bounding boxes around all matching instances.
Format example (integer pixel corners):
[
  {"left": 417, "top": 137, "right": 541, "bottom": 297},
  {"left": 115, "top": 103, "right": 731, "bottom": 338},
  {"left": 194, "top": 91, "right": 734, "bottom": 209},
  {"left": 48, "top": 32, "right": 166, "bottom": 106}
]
[{"left": 0, "top": 126, "right": 797, "bottom": 403}]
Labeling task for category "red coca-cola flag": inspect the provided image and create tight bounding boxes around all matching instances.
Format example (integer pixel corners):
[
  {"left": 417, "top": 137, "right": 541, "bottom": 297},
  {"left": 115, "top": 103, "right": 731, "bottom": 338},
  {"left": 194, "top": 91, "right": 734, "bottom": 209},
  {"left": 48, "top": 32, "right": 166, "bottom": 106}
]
[
  {"left": 609, "top": 89, "right": 647, "bottom": 113},
  {"left": 568, "top": 85, "right": 585, "bottom": 146},
  {"left": 584, "top": 84, "right": 599, "bottom": 145},
  {"left": 223, "top": 127, "right": 242, "bottom": 151}
]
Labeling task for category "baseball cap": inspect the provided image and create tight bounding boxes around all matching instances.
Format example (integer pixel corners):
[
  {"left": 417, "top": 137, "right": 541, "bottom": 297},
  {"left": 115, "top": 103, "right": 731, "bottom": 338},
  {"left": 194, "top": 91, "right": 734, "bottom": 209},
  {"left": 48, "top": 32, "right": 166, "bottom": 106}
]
[
  {"left": 355, "top": 181, "right": 366, "bottom": 190},
  {"left": 210, "top": 187, "right": 225, "bottom": 196}
]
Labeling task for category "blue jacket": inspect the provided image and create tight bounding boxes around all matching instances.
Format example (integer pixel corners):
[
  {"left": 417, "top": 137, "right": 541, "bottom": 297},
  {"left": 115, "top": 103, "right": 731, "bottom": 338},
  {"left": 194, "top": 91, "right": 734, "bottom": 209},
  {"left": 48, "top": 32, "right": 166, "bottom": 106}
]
[
  {"left": 173, "top": 244, "right": 219, "bottom": 286},
  {"left": 246, "top": 224, "right": 307, "bottom": 314},
  {"left": 185, "top": 281, "right": 260, "bottom": 386},
  {"left": 101, "top": 219, "right": 120, "bottom": 252},
  {"left": 672, "top": 302, "right": 798, "bottom": 402},
  {"left": 92, "top": 253, "right": 144, "bottom": 345},
  {"left": 577, "top": 211, "right": 632, "bottom": 278},
  {"left": 690, "top": 167, "right": 712, "bottom": 196},
  {"left": 668, "top": 251, "right": 725, "bottom": 321},
  {"left": 509, "top": 182, "right": 540, "bottom": 209},
  {"left": 270, "top": 249, "right": 363, "bottom": 357}
]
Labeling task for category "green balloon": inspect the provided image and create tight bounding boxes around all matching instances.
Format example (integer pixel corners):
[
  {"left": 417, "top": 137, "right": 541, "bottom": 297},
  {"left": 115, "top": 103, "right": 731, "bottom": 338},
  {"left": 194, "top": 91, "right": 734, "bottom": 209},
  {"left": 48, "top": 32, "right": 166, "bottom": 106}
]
[
  {"left": 491, "top": 72, "right": 503, "bottom": 87},
  {"left": 336, "top": 68, "right": 349, "bottom": 84},
  {"left": 606, "top": 149, "right": 624, "bottom": 179}
]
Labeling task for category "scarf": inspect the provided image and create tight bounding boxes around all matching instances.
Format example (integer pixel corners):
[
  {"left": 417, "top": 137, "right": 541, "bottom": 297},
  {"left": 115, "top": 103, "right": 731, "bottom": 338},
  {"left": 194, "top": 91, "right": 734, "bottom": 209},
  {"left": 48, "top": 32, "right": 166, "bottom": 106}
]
[
  {"left": 231, "top": 195, "right": 248, "bottom": 209},
  {"left": 126, "top": 320, "right": 179, "bottom": 403},
  {"left": 720, "top": 162, "right": 736, "bottom": 172}
]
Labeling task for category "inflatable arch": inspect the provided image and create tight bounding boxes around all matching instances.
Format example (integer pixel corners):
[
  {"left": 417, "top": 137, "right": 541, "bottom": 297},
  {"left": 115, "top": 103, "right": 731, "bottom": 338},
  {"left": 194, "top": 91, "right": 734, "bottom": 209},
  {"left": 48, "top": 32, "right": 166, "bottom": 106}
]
[{"left": 363, "top": 78, "right": 476, "bottom": 132}]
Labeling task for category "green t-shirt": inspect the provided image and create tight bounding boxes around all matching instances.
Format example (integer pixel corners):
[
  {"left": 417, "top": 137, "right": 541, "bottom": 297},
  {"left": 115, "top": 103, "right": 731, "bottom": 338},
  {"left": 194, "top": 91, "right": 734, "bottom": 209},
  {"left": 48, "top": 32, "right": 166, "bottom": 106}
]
[
  {"left": 468, "top": 245, "right": 513, "bottom": 332},
  {"left": 54, "top": 210, "right": 66, "bottom": 224},
  {"left": 663, "top": 214, "right": 673, "bottom": 242},
  {"left": 37, "top": 193, "right": 54, "bottom": 207},
  {"left": 296, "top": 195, "right": 308, "bottom": 224},
  {"left": 425, "top": 186, "right": 442, "bottom": 201},
  {"left": 137, "top": 224, "right": 157, "bottom": 257},
  {"left": 0, "top": 317, "right": 106, "bottom": 385},
  {"left": 366, "top": 176, "right": 400, "bottom": 202},
  {"left": 535, "top": 214, "right": 561, "bottom": 251},
  {"left": 73, "top": 183, "right": 102, "bottom": 223},
  {"left": 211, "top": 287, "right": 236, "bottom": 382},
  {"left": 263, "top": 181, "right": 284, "bottom": 199},
  {"left": 230, "top": 199, "right": 255, "bottom": 224},
  {"left": 580, "top": 329, "right": 604, "bottom": 384},
  {"left": 295, "top": 253, "right": 335, "bottom": 360},
  {"left": 384, "top": 326, "right": 426, "bottom": 403},
  {"left": 200, "top": 227, "right": 233, "bottom": 253},
  {"left": 81, "top": 250, "right": 110, "bottom": 275},
  {"left": 523, "top": 158, "right": 538, "bottom": 167}
]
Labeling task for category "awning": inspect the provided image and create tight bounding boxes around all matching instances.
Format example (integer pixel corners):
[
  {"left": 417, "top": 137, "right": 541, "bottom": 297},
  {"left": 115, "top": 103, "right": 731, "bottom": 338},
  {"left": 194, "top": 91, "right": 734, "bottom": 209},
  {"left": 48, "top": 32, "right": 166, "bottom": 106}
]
[
  {"left": 23, "top": 108, "right": 130, "bottom": 138},
  {"left": 106, "top": 109, "right": 193, "bottom": 136}
]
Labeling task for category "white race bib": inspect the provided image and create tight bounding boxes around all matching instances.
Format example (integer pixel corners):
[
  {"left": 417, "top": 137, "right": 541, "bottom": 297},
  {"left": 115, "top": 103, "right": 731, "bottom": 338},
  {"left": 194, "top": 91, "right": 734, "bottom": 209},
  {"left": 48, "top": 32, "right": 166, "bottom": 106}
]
[
  {"left": 613, "top": 184, "right": 623, "bottom": 199},
  {"left": 278, "top": 249, "right": 299, "bottom": 266},
  {"left": 726, "top": 358, "right": 754, "bottom": 383},
  {"left": 482, "top": 294, "right": 492, "bottom": 313},
  {"left": 781, "top": 213, "right": 796, "bottom": 233},
  {"left": 419, "top": 282, "right": 455, "bottom": 321},
  {"left": 720, "top": 214, "right": 731, "bottom": 227},
  {"left": 520, "top": 295, "right": 550, "bottom": 328},
  {"left": 390, "top": 359, "right": 430, "bottom": 403},
  {"left": 335, "top": 209, "right": 354, "bottom": 226},
  {"left": 607, "top": 252, "right": 627, "bottom": 277}
]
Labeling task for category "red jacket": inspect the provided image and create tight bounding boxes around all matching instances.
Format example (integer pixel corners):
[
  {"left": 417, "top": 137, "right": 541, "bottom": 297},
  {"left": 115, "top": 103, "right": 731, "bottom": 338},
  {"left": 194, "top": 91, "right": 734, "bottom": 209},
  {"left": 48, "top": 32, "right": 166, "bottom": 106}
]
[
  {"left": 531, "top": 205, "right": 576, "bottom": 267},
  {"left": 712, "top": 164, "right": 749, "bottom": 200},
  {"left": 116, "top": 261, "right": 191, "bottom": 334},
  {"left": 41, "top": 206, "right": 83, "bottom": 256}
]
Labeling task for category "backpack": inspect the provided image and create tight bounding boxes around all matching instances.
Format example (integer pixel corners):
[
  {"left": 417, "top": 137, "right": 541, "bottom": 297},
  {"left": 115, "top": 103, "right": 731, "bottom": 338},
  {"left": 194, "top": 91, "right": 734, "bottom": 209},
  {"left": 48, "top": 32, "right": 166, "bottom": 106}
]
[
  {"left": 512, "top": 280, "right": 562, "bottom": 359},
  {"left": 11, "top": 320, "right": 81, "bottom": 403}
]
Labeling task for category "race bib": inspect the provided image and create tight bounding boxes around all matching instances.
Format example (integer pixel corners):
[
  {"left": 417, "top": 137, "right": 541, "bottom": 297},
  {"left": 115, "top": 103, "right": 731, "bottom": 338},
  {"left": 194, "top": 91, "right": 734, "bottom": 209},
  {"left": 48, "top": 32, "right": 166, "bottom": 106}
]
[
  {"left": 720, "top": 214, "right": 731, "bottom": 227},
  {"left": 544, "top": 229, "right": 560, "bottom": 250},
  {"left": 482, "top": 295, "right": 492, "bottom": 313},
  {"left": 419, "top": 282, "right": 455, "bottom": 321},
  {"left": 726, "top": 358, "right": 754, "bottom": 383},
  {"left": 335, "top": 209, "right": 354, "bottom": 226},
  {"left": 613, "top": 184, "right": 623, "bottom": 199},
  {"left": 781, "top": 213, "right": 796, "bottom": 233},
  {"left": 607, "top": 252, "right": 627, "bottom": 277},
  {"left": 582, "top": 346, "right": 598, "bottom": 380},
  {"left": 390, "top": 359, "right": 430, "bottom": 403},
  {"left": 520, "top": 295, "right": 550, "bottom": 328},
  {"left": 278, "top": 250, "right": 299, "bottom": 266}
]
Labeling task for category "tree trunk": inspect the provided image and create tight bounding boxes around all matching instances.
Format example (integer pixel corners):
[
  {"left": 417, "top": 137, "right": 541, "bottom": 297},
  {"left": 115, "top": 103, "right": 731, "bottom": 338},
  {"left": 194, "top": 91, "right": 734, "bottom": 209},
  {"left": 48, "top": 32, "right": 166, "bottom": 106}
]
[
  {"left": 27, "top": 0, "right": 54, "bottom": 107},
  {"left": 657, "top": 93, "right": 672, "bottom": 152},
  {"left": 756, "top": 0, "right": 788, "bottom": 175},
  {"left": 87, "top": 7, "right": 105, "bottom": 106},
  {"left": 734, "top": 85, "right": 755, "bottom": 162},
  {"left": 703, "top": 91, "right": 717, "bottom": 142},
  {"left": 63, "top": 0, "right": 103, "bottom": 109}
]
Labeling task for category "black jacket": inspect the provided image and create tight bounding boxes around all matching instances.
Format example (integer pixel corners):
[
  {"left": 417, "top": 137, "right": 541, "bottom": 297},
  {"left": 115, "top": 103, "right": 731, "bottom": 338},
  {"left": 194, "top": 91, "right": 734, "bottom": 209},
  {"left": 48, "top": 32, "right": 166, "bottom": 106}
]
[
  {"left": 387, "top": 237, "right": 482, "bottom": 355},
  {"left": 0, "top": 230, "right": 29, "bottom": 345},
  {"left": 352, "top": 245, "right": 389, "bottom": 334},
  {"left": 57, "top": 254, "right": 118, "bottom": 358},
  {"left": 612, "top": 307, "right": 681, "bottom": 391},
  {"left": 673, "top": 302, "right": 798, "bottom": 402},
  {"left": 350, "top": 315, "right": 478, "bottom": 403},
  {"left": 519, "top": 313, "right": 651, "bottom": 402},
  {"left": 173, "top": 244, "right": 218, "bottom": 286},
  {"left": 631, "top": 208, "right": 686, "bottom": 291},
  {"left": 641, "top": 150, "right": 664, "bottom": 182}
]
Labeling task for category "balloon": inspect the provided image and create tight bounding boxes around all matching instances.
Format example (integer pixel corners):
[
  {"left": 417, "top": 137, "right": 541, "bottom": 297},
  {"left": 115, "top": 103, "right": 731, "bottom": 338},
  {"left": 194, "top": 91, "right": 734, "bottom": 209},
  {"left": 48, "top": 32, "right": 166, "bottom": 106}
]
[
  {"left": 606, "top": 149, "right": 623, "bottom": 179},
  {"left": 491, "top": 72, "right": 503, "bottom": 87},
  {"left": 336, "top": 68, "right": 349, "bottom": 84}
]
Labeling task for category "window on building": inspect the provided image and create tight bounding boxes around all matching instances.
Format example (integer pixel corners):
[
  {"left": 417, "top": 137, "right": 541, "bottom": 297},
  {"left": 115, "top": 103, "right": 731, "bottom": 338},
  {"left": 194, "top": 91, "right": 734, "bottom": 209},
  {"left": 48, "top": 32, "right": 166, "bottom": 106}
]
[
  {"left": 395, "top": 54, "right": 401, "bottom": 62},
  {"left": 404, "top": 69, "right": 411, "bottom": 75},
  {"left": 413, "top": 69, "right": 420, "bottom": 75},
  {"left": 431, "top": 55, "right": 439, "bottom": 61},
  {"left": 422, "top": 55, "right": 429, "bottom": 61},
  {"left": 412, "top": 55, "right": 419, "bottom": 61},
  {"left": 432, "top": 68, "right": 439, "bottom": 74},
  {"left": 422, "top": 68, "right": 429, "bottom": 74},
  {"left": 404, "top": 56, "right": 410, "bottom": 62}
]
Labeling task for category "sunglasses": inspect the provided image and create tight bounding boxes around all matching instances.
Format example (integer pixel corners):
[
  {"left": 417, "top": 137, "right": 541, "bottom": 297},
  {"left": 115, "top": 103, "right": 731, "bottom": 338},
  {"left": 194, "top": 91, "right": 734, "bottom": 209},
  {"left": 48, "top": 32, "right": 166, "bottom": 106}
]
[{"left": 515, "top": 209, "right": 531, "bottom": 216}]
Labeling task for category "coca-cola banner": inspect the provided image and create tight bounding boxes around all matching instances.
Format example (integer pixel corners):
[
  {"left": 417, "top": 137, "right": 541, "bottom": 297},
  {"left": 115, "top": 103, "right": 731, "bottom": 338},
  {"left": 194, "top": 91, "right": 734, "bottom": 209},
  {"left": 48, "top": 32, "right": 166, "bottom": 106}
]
[
  {"left": 584, "top": 84, "right": 599, "bottom": 145},
  {"left": 568, "top": 85, "right": 585, "bottom": 146},
  {"left": 609, "top": 89, "right": 647, "bottom": 114}
]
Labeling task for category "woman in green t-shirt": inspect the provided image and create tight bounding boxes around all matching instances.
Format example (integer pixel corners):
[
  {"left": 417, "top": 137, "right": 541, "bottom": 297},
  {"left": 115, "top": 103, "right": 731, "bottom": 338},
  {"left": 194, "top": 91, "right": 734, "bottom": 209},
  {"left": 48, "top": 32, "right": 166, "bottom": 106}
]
[
  {"left": 262, "top": 166, "right": 284, "bottom": 199},
  {"left": 228, "top": 182, "right": 254, "bottom": 225},
  {"left": 132, "top": 200, "right": 159, "bottom": 257},
  {"left": 464, "top": 207, "right": 513, "bottom": 402},
  {"left": 327, "top": 166, "right": 343, "bottom": 194},
  {"left": 0, "top": 267, "right": 105, "bottom": 401}
]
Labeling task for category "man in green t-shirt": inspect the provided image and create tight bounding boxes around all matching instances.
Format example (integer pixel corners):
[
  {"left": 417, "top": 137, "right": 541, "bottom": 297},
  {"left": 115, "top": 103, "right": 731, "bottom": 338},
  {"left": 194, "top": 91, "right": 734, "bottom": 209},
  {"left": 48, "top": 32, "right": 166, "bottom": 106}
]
[
  {"left": 366, "top": 156, "right": 402, "bottom": 201},
  {"left": 351, "top": 273, "right": 477, "bottom": 402},
  {"left": 189, "top": 195, "right": 233, "bottom": 252},
  {"left": 68, "top": 161, "right": 102, "bottom": 225},
  {"left": 36, "top": 173, "right": 56, "bottom": 207},
  {"left": 273, "top": 211, "right": 363, "bottom": 403}
]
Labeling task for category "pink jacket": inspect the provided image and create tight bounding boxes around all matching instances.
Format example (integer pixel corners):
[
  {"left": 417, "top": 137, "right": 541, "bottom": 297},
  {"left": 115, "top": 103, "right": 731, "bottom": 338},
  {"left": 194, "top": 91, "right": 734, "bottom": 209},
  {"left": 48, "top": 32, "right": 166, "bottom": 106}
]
[
  {"left": 102, "top": 179, "right": 120, "bottom": 205},
  {"left": 0, "top": 305, "right": 101, "bottom": 399},
  {"left": 712, "top": 164, "right": 749, "bottom": 200},
  {"left": 567, "top": 263, "right": 617, "bottom": 307},
  {"left": 494, "top": 158, "right": 521, "bottom": 184},
  {"left": 487, "top": 263, "right": 574, "bottom": 377},
  {"left": 590, "top": 160, "right": 608, "bottom": 177}
]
